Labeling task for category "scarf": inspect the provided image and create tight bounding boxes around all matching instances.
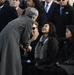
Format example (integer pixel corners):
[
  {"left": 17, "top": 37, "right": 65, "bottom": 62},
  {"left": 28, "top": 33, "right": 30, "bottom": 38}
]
[{"left": 35, "top": 35, "right": 49, "bottom": 59}]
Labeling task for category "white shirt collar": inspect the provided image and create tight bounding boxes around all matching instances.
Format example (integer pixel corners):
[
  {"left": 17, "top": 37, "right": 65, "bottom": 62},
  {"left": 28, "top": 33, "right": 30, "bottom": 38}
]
[
  {"left": 0, "top": 4, "right": 4, "bottom": 9},
  {"left": 44, "top": 0, "right": 53, "bottom": 13},
  {"left": 16, "top": 6, "right": 19, "bottom": 10}
]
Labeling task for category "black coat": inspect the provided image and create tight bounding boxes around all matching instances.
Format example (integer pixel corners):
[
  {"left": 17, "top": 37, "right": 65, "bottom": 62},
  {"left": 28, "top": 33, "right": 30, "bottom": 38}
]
[
  {"left": 58, "top": 39, "right": 74, "bottom": 65},
  {"left": 0, "top": 4, "right": 18, "bottom": 31},
  {"left": 51, "top": 4, "right": 74, "bottom": 37},
  {"left": 42, "top": 1, "right": 58, "bottom": 22},
  {"left": 35, "top": 37, "right": 59, "bottom": 65}
]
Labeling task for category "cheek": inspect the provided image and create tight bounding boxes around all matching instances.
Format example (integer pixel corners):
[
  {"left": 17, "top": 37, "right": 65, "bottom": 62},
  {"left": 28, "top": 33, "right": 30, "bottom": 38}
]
[
  {"left": 35, "top": 29, "right": 38, "bottom": 31},
  {"left": 60, "top": 2, "right": 64, "bottom": 5},
  {"left": 46, "top": 28, "right": 49, "bottom": 32},
  {"left": 13, "top": 2, "right": 17, "bottom": 5},
  {"left": 17, "top": 2, "right": 20, "bottom": 5},
  {"left": 41, "top": 29, "right": 45, "bottom": 32},
  {"left": 65, "top": 34, "right": 68, "bottom": 38},
  {"left": 66, "top": 33, "right": 72, "bottom": 39}
]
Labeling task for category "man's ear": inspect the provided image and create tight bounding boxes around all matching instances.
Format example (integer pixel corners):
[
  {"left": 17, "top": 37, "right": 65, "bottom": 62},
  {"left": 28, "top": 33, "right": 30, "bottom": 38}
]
[{"left": 31, "top": 16, "right": 35, "bottom": 21}]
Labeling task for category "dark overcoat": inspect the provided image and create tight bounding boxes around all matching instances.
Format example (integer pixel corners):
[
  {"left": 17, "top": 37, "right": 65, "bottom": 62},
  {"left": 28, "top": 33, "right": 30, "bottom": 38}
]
[
  {"left": 0, "top": 15, "right": 33, "bottom": 75},
  {"left": 0, "top": 4, "right": 18, "bottom": 31},
  {"left": 42, "top": 1, "right": 58, "bottom": 22},
  {"left": 51, "top": 4, "right": 74, "bottom": 37}
]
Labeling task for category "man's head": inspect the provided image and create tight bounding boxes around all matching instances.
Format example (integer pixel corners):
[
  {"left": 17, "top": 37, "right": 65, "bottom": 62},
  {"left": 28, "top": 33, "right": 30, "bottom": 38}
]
[
  {"left": 57, "top": 0, "right": 68, "bottom": 6},
  {"left": 25, "top": 7, "right": 39, "bottom": 21}
]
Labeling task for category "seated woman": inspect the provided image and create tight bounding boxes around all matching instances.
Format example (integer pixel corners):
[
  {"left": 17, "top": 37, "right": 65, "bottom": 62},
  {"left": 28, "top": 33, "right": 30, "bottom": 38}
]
[
  {"left": 57, "top": 25, "right": 74, "bottom": 75},
  {"left": 21, "top": 21, "right": 39, "bottom": 75},
  {"left": 21, "top": 21, "right": 39, "bottom": 60},
  {"left": 28, "top": 22, "right": 59, "bottom": 75},
  {"left": 58, "top": 25, "right": 74, "bottom": 65},
  {"left": 27, "top": 21, "right": 39, "bottom": 60}
]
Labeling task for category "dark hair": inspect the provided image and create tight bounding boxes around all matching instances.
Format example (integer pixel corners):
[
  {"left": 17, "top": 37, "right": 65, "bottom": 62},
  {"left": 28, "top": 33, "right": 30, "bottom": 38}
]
[
  {"left": 66, "top": 25, "right": 74, "bottom": 38},
  {"left": 47, "top": 22, "right": 57, "bottom": 38}
]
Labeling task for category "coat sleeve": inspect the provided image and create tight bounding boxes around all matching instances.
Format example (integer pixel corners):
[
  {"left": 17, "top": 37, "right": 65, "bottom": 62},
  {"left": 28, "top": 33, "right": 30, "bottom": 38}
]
[
  {"left": 21, "top": 20, "right": 33, "bottom": 48},
  {"left": 69, "top": 7, "right": 74, "bottom": 24},
  {"left": 47, "top": 38, "right": 59, "bottom": 61}
]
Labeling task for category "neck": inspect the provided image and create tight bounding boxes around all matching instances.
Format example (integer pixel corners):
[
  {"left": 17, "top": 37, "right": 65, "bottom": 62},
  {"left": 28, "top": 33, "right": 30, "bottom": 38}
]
[{"left": 43, "top": 34, "right": 48, "bottom": 38}]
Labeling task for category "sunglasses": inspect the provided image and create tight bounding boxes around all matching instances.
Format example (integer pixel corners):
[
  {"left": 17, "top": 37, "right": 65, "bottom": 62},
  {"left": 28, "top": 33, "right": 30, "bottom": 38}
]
[
  {"left": 32, "top": 27, "right": 36, "bottom": 30},
  {"left": 57, "top": 0, "right": 65, "bottom": 1}
]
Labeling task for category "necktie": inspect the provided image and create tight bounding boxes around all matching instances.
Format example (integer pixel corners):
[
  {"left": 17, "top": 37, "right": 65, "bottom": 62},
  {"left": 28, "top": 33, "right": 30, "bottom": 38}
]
[
  {"left": 60, "top": 7, "right": 64, "bottom": 15},
  {"left": 45, "top": 3, "right": 48, "bottom": 13}
]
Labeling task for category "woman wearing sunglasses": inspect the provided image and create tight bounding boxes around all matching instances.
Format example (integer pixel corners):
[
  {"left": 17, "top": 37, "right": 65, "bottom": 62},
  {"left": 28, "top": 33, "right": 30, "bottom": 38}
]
[
  {"left": 21, "top": 21, "right": 39, "bottom": 75},
  {"left": 30, "top": 21, "right": 39, "bottom": 42}
]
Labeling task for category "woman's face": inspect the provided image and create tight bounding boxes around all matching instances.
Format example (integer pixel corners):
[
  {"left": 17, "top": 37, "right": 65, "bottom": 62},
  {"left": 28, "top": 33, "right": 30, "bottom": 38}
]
[
  {"left": 65, "top": 28, "right": 72, "bottom": 39},
  {"left": 26, "top": 0, "right": 35, "bottom": 7},
  {"left": 31, "top": 24, "right": 38, "bottom": 35},
  {"left": 41, "top": 24, "right": 50, "bottom": 34}
]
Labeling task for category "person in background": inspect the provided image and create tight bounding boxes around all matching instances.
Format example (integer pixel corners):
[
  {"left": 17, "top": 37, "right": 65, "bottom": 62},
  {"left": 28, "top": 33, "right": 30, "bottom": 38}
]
[
  {"left": 52, "top": 0, "right": 74, "bottom": 38},
  {"left": 19, "top": 0, "right": 27, "bottom": 9},
  {"left": 72, "top": 0, "right": 74, "bottom": 7},
  {"left": 0, "top": 0, "right": 18, "bottom": 32},
  {"left": 42, "top": 0, "right": 58, "bottom": 22},
  {"left": 57, "top": 25, "right": 74, "bottom": 75},
  {"left": 0, "top": 7, "right": 39, "bottom": 75},
  {"left": 58, "top": 25, "right": 74, "bottom": 65},
  {"left": 68, "top": 0, "right": 74, "bottom": 7},
  {"left": 10, "top": 0, "right": 23, "bottom": 16},
  {"left": 51, "top": 0, "right": 74, "bottom": 54}
]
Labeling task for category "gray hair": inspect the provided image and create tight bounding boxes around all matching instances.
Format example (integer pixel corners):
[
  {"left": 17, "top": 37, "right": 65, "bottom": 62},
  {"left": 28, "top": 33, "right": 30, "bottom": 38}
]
[{"left": 25, "top": 7, "right": 39, "bottom": 18}]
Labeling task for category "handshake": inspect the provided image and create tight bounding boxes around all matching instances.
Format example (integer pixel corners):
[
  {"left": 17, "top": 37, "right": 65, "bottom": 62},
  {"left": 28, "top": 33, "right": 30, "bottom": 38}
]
[{"left": 20, "top": 44, "right": 32, "bottom": 52}]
